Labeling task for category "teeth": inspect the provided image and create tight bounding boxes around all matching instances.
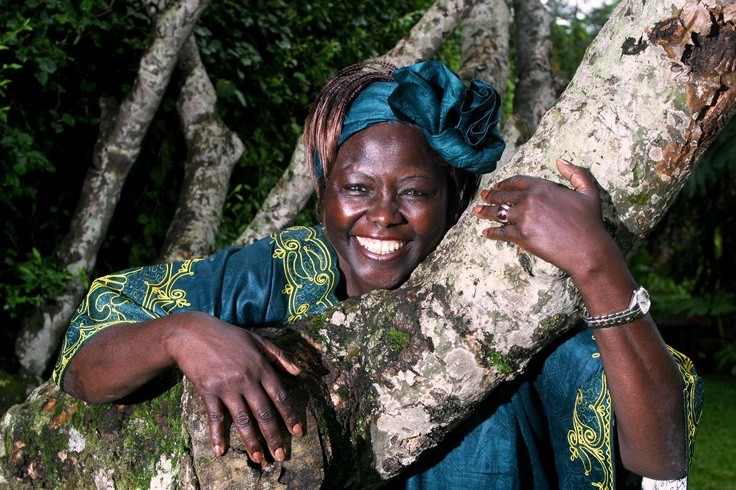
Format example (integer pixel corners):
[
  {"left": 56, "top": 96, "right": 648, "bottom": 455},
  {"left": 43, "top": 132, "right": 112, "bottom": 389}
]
[{"left": 356, "top": 236, "right": 407, "bottom": 255}]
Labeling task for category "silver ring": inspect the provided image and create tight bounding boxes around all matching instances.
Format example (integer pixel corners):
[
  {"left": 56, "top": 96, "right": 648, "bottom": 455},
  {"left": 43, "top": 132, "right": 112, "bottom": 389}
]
[{"left": 496, "top": 203, "right": 511, "bottom": 224}]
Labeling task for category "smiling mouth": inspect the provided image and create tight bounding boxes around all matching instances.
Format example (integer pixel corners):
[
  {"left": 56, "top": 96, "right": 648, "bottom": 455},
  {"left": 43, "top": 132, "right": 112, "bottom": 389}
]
[{"left": 355, "top": 236, "right": 407, "bottom": 255}]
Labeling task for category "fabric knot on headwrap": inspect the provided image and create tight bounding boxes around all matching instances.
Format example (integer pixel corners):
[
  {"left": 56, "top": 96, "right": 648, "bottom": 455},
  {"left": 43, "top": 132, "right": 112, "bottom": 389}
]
[{"left": 337, "top": 60, "right": 505, "bottom": 175}]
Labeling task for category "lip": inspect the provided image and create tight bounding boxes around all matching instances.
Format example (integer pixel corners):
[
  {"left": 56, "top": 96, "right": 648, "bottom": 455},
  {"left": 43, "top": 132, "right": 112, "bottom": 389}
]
[{"left": 354, "top": 236, "right": 409, "bottom": 258}]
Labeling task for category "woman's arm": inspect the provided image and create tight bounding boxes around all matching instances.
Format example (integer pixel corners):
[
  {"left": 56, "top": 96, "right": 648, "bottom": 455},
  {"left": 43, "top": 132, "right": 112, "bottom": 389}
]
[
  {"left": 63, "top": 311, "right": 303, "bottom": 463},
  {"left": 474, "top": 159, "right": 686, "bottom": 479}
]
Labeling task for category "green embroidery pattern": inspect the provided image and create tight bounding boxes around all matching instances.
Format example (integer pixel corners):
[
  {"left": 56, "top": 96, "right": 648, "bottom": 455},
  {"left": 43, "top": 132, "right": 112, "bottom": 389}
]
[
  {"left": 271, "top": 226, "right": 338, "bottom": 324},
  {"left": 52, "top": 261, "right": 198, "bottom": 386},
  {"left": 567, "top": 371, "right": 613, "bottom": 489}
]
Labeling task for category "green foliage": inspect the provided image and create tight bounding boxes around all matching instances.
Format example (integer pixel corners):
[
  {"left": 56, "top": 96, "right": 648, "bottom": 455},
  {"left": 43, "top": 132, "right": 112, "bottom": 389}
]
[
  {"left": 2, "top": 248, "right": 81, "bottom": 318},
  {"left": 0, "top": 0, "right": 153, "bottom": 370}
]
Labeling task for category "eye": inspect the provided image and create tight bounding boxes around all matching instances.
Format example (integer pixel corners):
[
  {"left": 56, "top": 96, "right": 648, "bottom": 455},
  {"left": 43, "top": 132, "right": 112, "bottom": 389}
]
[
  {"left": 344, "top": 184, "right": 368, "bottom": 194},
  {"left": 402, "top": 188, "right": 434, "bottom": 198}
]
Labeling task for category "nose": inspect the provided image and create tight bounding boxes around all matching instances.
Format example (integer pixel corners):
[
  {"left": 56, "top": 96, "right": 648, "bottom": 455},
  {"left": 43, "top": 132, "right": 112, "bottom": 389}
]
[{"left": 366, "top": 194, "right": 404, "bottom": 227}]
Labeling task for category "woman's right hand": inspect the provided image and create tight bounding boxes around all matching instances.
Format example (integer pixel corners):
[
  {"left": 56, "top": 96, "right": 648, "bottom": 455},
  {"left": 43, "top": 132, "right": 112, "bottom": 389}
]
[{"left": 166, "top": 311, "right": 303, "bottom": 463}]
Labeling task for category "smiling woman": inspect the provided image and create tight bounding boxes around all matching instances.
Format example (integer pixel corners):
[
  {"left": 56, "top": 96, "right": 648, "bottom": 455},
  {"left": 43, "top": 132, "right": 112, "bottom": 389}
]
[
  {"left": 321, "top": 123, "right": 449, "bottom": 297},
  {"left": 52, "top": 59, "right": 702, "bottom": 488}
]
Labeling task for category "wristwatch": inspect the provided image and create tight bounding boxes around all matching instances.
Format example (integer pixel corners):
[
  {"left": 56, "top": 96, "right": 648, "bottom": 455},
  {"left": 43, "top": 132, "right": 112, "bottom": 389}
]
[{"left": 583, "top": 286, "right": 651, "bottom": 329}]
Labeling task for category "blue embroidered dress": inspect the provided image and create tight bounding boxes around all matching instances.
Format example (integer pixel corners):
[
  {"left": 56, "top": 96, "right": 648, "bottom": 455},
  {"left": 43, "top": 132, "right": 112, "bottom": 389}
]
[{"left": 53, "top": 226, "right": 704, "bottom": 489}]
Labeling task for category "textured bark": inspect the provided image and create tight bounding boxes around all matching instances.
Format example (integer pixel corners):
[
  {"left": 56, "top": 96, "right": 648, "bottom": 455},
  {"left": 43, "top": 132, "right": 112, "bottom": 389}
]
[
  {"left": 3, "top": 0, "right": 734, "bottom": 488},
  {"left": 458, "top": 0, "right": 511, "bottom": 93},
  {"left": 236, "top": 0, "right": 473, "bottom": 245},
  {"left": 13, "top": 0, "right": 210, "bottom": 381},
  {"left": 511, "top": 0, "right": 557, "bottom": 137},
  {"left": 160, "top": 35, "right": 244, "bottom": 261}
]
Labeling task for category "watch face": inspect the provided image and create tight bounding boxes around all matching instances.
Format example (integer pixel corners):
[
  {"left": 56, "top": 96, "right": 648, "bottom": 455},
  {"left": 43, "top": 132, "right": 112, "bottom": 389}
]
[{"left": 635, "top": 287, "right": 651, "bottom": 315}]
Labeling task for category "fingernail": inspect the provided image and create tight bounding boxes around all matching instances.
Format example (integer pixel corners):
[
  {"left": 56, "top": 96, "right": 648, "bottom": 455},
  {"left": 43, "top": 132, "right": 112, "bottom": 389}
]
[
  {"left": 292, "top": 423, "right": 303, "bottom": 436},
  {"left": 213, "top": 444, "right": 223, "bottom": 457},
  {"left": 252, "top": 451, "right": 264, "bottom": 463},
  {"left": 274, "top": 447, "right": 286, "bottom": 461},
  {"left": 473, "top": 205, "right": 482, "bottom": 214}
]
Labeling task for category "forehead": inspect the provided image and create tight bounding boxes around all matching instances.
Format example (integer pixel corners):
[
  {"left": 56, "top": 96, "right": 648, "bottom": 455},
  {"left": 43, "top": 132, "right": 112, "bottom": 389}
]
[{"left": 332, "top": 122, "right": 445, "bottom": 178}]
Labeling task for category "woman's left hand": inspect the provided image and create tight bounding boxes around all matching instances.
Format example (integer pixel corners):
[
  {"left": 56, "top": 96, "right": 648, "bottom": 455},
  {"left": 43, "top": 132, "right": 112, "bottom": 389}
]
[{"left": 474, "top": 159, "right": 618, "bottom": 279}]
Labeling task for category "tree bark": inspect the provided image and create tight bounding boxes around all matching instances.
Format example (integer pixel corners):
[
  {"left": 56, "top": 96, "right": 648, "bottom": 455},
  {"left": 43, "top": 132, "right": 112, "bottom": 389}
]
[
  {"left": 458, "top": 0, "right": 511, "bottom": 93},
  {"left": 511, "top": 0, "right": 557, "bottom": 138},
  {"left": 14, "top": 0, "right": 210, "bottom": 382},
  {"left": 160, "top": 34, "right": 244, "bottom": 261},
  {"left": 3, "top": 0, "right": 734, "bottom": 488},
  {"left": 236, "top": 0, "right": 474, "bottom": 245}
]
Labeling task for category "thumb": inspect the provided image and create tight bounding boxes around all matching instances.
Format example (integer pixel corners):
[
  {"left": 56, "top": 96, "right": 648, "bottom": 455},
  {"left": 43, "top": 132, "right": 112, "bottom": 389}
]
[
  {"left": 556, "top": 158, "right": 598, "bottom": 198},
  {"left": 253, "top": 334, "right": 302, "bottom": 376}
]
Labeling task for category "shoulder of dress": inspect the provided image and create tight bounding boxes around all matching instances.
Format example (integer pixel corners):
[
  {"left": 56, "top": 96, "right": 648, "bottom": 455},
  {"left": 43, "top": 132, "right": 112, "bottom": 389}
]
[{"left": 269, "top": 225, "right": 340, "bottom": 324}]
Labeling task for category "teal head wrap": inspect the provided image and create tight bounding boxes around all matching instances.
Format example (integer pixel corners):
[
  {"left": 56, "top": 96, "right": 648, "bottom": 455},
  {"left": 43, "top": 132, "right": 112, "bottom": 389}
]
[{"left": 330, "top": 60, "right": 505, "bottom": 178}]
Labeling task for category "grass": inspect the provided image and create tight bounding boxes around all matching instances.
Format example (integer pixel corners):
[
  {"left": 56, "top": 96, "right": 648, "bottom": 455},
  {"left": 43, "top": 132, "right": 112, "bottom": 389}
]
[{"left": 689, "top": 374, "right": 736, "bottom": 489}]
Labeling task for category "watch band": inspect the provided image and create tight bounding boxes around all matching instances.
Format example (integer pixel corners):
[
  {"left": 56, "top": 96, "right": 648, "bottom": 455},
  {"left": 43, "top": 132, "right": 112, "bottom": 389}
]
[{"left": 583, "top": 286, "right": 651, "bottom": 329}]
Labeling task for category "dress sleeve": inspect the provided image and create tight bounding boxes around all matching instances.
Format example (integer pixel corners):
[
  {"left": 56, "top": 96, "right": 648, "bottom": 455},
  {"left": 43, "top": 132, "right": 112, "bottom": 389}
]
[
  {"left": 52, "top": 226, "right": 343, "bottom": 390},
  {"left": 51, "top": 239, "right": 279, "bottom": 389},
  {"left": 533, "top": 326, "right": 704, "bottom": 487}
]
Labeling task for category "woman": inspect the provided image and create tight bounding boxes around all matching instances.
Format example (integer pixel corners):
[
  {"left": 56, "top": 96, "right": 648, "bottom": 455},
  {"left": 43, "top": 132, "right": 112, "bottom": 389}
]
[{"left": 53, "top": 61, "right": 702, "bottom": 487}]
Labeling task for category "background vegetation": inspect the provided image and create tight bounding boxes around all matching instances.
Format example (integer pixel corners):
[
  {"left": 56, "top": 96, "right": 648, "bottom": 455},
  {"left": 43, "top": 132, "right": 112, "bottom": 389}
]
[{"left": 1, "top": 0, "right": 734, "bottom": 482}]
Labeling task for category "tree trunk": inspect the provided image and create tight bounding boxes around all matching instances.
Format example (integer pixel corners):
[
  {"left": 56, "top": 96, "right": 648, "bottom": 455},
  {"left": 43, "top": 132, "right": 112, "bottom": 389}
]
[
  {"left": 13, "top": 0, "right": 210, "bottom": 382},
  {"left": 2, "top": 0, "right": 734, "bottom": 488},
  {"left": 458, "top": 0, "right": 511, "bottom": 93},
  {"left": 511, "top": 0, "right": 557, "bottom": 138}
]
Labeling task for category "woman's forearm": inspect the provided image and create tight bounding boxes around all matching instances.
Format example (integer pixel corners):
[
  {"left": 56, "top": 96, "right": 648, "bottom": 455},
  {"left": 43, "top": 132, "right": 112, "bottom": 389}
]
[
  {"left": 62, "top": 314, "right": 183, "bottom": 403},
  {"left": 573, "top": 255, "right": 686, "bottom": 479}
]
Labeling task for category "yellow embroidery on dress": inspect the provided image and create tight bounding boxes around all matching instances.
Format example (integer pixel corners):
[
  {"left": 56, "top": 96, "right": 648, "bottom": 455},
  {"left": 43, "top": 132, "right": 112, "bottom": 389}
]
[
  {"left": 272, "top": 227, "right": 338, "bottom": 324},
  {"left": 52, "top": 260, "right": 199, "bottom": 386},
  {"left": 668, "top": 346, "right": 702, "bottom": 462},
  {"left": 142, "top": 261, "right": 197, "bottom": 313},
  {"left": 567, "top": 372, "right": 614, "bottom": 489}
]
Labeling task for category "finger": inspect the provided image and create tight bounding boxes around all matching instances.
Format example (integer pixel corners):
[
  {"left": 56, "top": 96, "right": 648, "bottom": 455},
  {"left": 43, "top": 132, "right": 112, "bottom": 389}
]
[
  {"left": 473, "top": 203, "right": 513, "bottom": 225},
  {"left": 243, "top": 390, "right": 287, "bottom": 462},
  {"left": 222, "top": 395, "right": 266, "bottom": 463},
  {"left": 261, "top": 373, "right": 303, "bottom": 437},
  {"left": 253, "top": 335, "right": 302, "bottom": 376},
  {"left": 479, "top": 188, "right": 521, "bottom": 207},
  {"left": 488, "top": 175, "right": 530, "bottom": 192},
  {"left": 252, "top": 334, "right": 303, "bottom": 436},
  {"left": 556, "top": 159, "right": 598, "bottom": 198},
  {"left": 481, "top": 223, "right": 516, "bottom": 242},
  {"left": 203, "top": 395, "right": 227, "bottom": 457}
]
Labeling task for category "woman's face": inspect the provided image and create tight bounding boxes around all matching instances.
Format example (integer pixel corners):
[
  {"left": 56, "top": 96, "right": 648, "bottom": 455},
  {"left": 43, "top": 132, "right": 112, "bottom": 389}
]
[{"left": 322, "top": 122, "right": 449, "bottom": 297}]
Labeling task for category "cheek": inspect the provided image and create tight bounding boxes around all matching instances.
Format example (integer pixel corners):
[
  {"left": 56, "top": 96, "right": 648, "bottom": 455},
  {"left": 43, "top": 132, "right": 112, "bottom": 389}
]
[{"left": 410, "top": 201, "right": 449, "bottom": 246}]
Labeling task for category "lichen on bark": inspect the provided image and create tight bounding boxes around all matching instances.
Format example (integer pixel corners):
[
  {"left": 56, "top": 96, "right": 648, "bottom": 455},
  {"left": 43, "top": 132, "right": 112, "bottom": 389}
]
[{"left": 1, "top": 381, "right": 186, "bottom": 489}]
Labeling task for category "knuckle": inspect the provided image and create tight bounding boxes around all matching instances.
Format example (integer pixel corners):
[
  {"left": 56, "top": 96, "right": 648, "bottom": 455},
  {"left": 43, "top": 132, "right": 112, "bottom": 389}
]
[
  {"left": 233, "top": 411, "right": 252, "bottom": 427},
  {"left": 208, "top": 410, "right": 224, "bottom": 422},
  {"left": 256, "top": 406, "right": 276, "bottom": 423},
  {"left": 272, "top": 389, "right": 289, "bottom": 405}
]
